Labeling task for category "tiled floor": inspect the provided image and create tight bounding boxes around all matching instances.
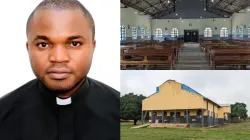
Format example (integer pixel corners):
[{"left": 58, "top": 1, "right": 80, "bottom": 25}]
[{"left": 175, "top": 43, "right": 238, "bottom": 70}]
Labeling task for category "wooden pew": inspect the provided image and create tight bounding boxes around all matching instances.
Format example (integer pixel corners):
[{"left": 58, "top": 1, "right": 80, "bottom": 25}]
[
  {"left": 120, "top": 48, "right": 175, "bottom": 70},
  {"left": 200, "top": 43, "right": 228, "bottom": 51},
  {"left": 210, "top": 49, "right": 250, "bottom": 69},
  {"left": 205, "top": 45, "right": 238, "bottom": 58},
  {"left": 121, "top": 44, "right": 179, "bottom": 60},
  {"left": 200, "top": 40, "right": 227, "bottom": 50}
]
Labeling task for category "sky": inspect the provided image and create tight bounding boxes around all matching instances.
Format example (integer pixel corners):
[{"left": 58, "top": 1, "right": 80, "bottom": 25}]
[{"left": 121, "top": 70, "right": 250, "bottom": 116}]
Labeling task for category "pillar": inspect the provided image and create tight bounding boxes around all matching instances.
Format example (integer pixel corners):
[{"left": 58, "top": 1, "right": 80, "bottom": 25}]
[
  {"left": 186, "top": 109, "right": 188, "bottom": 124},
  {"left": 213, "top": 105, "right": 214, "bottom": 126},
  {"left": 162, "top": 110, "right": 164, "bottom": 124},
  {"left": 151, "top": 111, "right": 153, "bottom": 123},
  {"left": 141, "top": 111, "right": 143, "bottom": 125},
  {"left": 174, "top": 110, "right": 176, "bottom": 123},
  {"left": 201, "top": 109, "right": 204, "bottom": 127}
]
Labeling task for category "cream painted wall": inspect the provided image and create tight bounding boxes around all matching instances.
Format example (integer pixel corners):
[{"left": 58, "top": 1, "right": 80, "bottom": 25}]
[
  {"left": 232, "top": 7, "right": 250, "bottom": 39},
  {"left": 121, "top": 6, "right": 232, "bottom": 40},
  {"left": 152, "top": 18, "right": 231, "bottom": 36},
  {"left": 142, "top": 81, "right": 205, "bottom": 111},
  {"left": 222, "top": 106, "right": 231, "bottom": 113},
  {"left": 120, "top": 7, "right": 151, "bottom": 39}
]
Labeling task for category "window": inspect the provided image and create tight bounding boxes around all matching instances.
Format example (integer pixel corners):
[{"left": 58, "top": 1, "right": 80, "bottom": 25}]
[
  {"left": 147, "top": 29, "right": 151, "bottom": 39},
  {"left": 220, "top": 27, "right": 228, "bottom": 37},
  {"left": 155, "top": 28, "right": 162, "bottom": 38},
  {"left": 156, "top": 87, "right": 159, "bottom": 93},
  {"left": 170, "top": 112, "right": 175, "bottom": 117},
  {"left": 204, "top": 28, "right": 212, "bottom": 37},
  {"left": 120, "top": 25, "right": 126, "bottom": 41},
  {"left": 248, "top": 24, "right": 250, "bottom": 38},
  {"left": 233, "top": 28, "right": 236, "bottom": 38},
  {"left": 132, "top": 27, "right": 137, "bottom": 40},
  {"left": 163, "top": 111, "right": 167, "bottom": 117},
  {"left": 239, "top": 26, "right": 243, "bottom": 38},
  {"left": 196, "top": 110, "right": 202, "bottom": 117},
  {"left": 141, "top": 27, "right": 145, "bottom": 39},
  {"left": 171, "top": 28, "right": 178, "bottom": 37}
]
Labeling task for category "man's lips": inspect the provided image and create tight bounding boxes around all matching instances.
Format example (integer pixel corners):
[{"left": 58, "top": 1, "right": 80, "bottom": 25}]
[{"left": 47, "top": 68, "right": 71, "bottom": 80}]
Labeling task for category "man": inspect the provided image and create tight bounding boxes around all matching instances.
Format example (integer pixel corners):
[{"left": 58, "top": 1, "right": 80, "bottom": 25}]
[{"left": 0, "top": 0, "right": 120, "bottom": 140}]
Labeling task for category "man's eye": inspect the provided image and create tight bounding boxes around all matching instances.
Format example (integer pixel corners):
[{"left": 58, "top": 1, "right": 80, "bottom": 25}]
[
  {"left": 70, "top": 42, "right": 82, "bottom": 47},
  {"left": 36, "top": 42, "right": 49, "bottom": 48}
]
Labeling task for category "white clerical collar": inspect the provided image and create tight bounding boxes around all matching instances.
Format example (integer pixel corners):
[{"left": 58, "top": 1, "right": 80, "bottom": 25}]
[{"left": 56, "top": 97, "right": 72, "bottom": 105}]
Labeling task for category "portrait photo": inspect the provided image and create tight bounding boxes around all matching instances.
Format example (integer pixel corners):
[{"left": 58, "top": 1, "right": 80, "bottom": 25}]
[{"left": 0, "top": 0, "right": 120, "bottom": 139}]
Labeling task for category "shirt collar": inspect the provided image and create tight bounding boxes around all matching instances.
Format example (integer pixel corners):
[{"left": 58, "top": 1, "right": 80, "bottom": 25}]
[{"left": 37, "top": 77, "right": 91, "bottom": 109}]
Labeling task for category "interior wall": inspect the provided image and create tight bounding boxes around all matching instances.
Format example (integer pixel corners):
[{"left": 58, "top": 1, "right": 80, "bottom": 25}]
[
  {"left": 152, "top": 18, "right": 231, "bottom": 41},
  {"left": 120, "top": 6, "right": 151, "bottom": 42},
  {"left": 232, "top": 7, "right": 250, "bottom": 40},
  {"left": 121, "top": 5, "right": 250, "bottom": 42}
]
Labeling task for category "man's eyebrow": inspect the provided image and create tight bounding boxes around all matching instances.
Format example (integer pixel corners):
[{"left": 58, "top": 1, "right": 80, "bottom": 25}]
[
  {"left": 68, "top": 35, "right": 86, "bottom": 40},
  {"left": 33, "top": 35, "right": 50, "bottom": 41},
  {"left": 32, "top": 35, "right": 86, "bottom": 41}
]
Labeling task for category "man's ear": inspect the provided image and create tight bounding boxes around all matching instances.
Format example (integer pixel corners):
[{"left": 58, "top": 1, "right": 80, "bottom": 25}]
[
  {"left": 92, "top": 39, "right": 96, "bottom": 51},
  {"left": 26, "top": 41, "right": 29, "bottom": 52}
]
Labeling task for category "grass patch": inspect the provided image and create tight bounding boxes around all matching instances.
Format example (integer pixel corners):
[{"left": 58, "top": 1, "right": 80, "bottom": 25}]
[{"left": 121, "top": 121, "right": 250, "bottom": 140}]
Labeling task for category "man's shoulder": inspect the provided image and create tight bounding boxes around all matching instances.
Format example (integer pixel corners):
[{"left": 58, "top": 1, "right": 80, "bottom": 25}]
[
  {"left": 0, "top": 79, "right": 38, "bottom": 108},
  {"left": 87, "top": 77, "right": 120, "bottom": 99}
]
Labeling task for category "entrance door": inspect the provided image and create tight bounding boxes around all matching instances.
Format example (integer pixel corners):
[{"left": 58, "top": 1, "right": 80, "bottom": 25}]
[
  {"left": 184, "top": 30, "right": 199, "bottom": 42},
  {"left": 175, "top": 112, "right": 181, "bottom": 123},
  {"left": 152, "top": 111, "right": 157, "bottom": 123},
  {"left": 192, "top": 31, "right": 198, "bottom": 42},
  {"left": 184, "top": 30, "right": 191, "bottom": 42}
]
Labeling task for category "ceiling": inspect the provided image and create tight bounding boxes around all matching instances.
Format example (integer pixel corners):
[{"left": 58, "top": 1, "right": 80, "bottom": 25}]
[{"left": 121, "top": 0, "right": 250, "bottom": 19}]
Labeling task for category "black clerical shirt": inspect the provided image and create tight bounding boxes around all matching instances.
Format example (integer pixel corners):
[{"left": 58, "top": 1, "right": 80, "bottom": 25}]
[{"left": 0, "top": 77, "right": 120, "bottom": 140}]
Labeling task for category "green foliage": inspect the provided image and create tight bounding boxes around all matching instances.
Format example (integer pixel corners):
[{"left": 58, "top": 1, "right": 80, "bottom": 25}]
[
  {"left": 120, "top": 93, "right": 146, "bottom": 124},
  {"left": 231, "top": 102, "right": 248, "bottom": 120}
]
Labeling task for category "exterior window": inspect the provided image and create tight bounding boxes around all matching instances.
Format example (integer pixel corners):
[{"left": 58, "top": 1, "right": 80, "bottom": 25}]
[
  {"left": 155, "top": 28, "right": 163, "bottom": 38},
  {"left": 204, "top": 28, "right": 212, "bottom": 37},
  {"left": 171, "top": 28, "right": 178, "bottom": 37},
  {"left": 220, "top": 27, "right": 228, "bottom": 37},
  {"left": 120, "top": 25, "right": 126, "bottom": 41},
  {"left": 132, "top": 27, "right": 137, "bottom": 40}
]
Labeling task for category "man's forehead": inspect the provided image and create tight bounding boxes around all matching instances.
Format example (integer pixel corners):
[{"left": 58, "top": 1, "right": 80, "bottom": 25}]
[
  {"left": 32, "top": 8, "right": 86, "bottom": 22},
  {"left": 28, "top": 9, "right": 92, "bottom": 37}
]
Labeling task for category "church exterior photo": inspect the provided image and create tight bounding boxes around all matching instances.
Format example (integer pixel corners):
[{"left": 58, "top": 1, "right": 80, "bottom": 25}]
[{"left": 141, "top": 80, "right": 231, "bottom": 128}]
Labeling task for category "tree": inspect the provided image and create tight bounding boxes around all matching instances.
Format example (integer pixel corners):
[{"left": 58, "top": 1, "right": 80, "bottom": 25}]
[
  {"left": 120, "top": 93, "right": 146, "bottom": 125},
  {"left": 231, "top": 102, "right": 248, "bottom": 121}
]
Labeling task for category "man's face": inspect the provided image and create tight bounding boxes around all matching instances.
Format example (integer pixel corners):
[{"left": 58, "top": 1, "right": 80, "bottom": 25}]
[{"left": 26, "top": 9, "right": 95, "bottom": 93}]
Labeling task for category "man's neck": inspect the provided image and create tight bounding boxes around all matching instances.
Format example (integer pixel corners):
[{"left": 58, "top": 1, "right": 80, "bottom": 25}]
[{"left": 56, "top": 79, "right": 85, "bottom": 99}]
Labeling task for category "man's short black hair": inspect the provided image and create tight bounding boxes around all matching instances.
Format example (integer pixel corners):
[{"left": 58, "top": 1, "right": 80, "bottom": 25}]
[{"left": 26, "top": 0, "right": 95, "bottom": 40}]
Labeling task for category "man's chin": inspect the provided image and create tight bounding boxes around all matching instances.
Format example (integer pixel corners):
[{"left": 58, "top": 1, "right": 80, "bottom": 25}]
[
  {"left": 44, "top": 81, "right": 74, "bottom": 94},
  {"left": 41, "top": 76, "right": 85, "bottom": 95}
]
